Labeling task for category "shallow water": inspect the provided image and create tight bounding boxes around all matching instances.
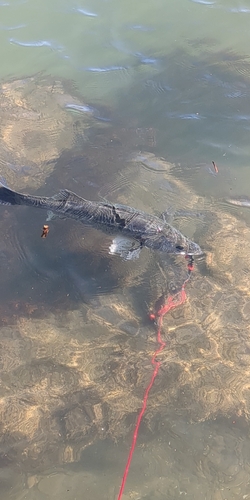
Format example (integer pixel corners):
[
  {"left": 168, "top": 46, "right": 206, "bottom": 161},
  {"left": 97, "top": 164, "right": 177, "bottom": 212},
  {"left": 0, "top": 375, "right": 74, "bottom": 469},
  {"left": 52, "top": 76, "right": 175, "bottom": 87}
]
[{"left": 1, "top": 1, "right": 250, "bottom": 500}]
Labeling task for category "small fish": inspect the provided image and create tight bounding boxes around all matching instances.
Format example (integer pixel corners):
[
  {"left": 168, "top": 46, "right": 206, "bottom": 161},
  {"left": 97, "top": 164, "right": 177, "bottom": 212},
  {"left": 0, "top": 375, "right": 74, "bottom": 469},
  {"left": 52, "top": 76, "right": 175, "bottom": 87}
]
[{"left": 0, "top": 184, "right": 202, "bottom": 257}]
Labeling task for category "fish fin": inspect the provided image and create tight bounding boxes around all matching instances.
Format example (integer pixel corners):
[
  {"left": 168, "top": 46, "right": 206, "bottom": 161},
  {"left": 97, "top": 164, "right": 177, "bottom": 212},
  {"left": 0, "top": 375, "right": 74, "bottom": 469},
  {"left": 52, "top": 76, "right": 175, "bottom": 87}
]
[
  {"left": 46, "top": 209, "right": 67, "bottom": 221},
  {"left": 46, "top": 210, "right": 57, "bottom": 221},
  {"left": 0, "top": 177, "right": 9, "bottom": 188},
  {"left": 52, "top": 189, "right": 87, "bottom": 203},
  {"left": 52, "top": 190, "right": 73, "bottom": 202},
  {"left": 0, "top": 183, "right": 20, "bottom": 205},
  {"left": 0, "top": 200, "right": 12, "bottom": 206},
  {"left": 109, "top": 236, "right": 131, "bottom": 255},
  {"left": 0, "top": 196, "right": 12, "bottom": 206},
  {"left": 98, "top": 194, "right": 109, "bottom": 204},
  {"left": 109, "top": 236, "right": 141, "bottom": 261},
  {"left": 124, "top": 246, "right": 141, "bottom": 261},
  {"left": 161, "top": 206, "right": 175, "bottom": 223}
]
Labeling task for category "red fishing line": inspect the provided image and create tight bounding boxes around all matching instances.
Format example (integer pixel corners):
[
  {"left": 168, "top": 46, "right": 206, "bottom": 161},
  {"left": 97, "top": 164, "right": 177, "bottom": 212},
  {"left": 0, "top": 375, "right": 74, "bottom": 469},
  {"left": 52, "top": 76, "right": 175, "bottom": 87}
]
[{"left": 117, "top": 259, "right": 193, "bottom": 500}]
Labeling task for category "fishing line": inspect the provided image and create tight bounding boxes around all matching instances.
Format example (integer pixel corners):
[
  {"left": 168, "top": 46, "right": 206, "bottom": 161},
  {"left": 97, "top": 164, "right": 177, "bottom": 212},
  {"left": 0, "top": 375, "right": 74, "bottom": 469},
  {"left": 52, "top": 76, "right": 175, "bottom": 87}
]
[{"left": 117, "top": 255, "right": 194, "bottom": 500}]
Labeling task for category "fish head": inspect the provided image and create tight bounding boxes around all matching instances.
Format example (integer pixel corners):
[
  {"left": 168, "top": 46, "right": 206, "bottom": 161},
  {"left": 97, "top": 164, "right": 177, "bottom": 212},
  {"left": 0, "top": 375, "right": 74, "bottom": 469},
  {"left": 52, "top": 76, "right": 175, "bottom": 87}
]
[
  {"left": 142, "top": 229, "right": 202, "bottom": 256},
  {"left": 174, "top": 237, "right": 202, "bottom": 256}
]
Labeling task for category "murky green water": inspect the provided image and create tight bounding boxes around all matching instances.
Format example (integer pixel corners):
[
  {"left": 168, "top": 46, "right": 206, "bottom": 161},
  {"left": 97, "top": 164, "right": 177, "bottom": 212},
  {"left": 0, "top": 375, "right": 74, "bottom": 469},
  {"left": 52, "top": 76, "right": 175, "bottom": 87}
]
[{"left": 1, "top": 1, "right": 250, "bottom": 499}]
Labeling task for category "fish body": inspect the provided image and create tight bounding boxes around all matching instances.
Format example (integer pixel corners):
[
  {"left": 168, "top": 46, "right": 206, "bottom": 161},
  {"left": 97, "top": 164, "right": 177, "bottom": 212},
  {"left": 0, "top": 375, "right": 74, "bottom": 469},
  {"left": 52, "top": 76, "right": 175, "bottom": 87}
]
[{"left": 0, "top": 185, "right": 202, "bottom": 256}]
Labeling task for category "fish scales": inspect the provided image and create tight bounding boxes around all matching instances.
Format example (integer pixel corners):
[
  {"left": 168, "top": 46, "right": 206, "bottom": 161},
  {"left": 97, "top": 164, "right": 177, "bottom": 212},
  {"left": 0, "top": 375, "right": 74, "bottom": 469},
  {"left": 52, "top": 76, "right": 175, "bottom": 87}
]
[{"left": 0, "top": 184, "right": 202, "bottom": 256}]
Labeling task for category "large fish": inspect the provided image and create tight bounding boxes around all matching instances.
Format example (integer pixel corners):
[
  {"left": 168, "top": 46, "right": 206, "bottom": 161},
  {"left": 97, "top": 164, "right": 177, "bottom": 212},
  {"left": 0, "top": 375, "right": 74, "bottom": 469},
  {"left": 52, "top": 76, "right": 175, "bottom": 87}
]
[{"left": 0, "top": 184, "right": 202, "bottom": 258}]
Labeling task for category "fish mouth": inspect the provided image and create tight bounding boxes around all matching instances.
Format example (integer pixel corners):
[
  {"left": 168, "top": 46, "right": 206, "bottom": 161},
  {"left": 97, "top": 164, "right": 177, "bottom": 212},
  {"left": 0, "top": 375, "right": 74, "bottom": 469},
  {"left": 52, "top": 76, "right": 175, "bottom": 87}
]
[
  {"left": 186, "top": 240, "right": 203, "bottom": 256},
  {"left": 175, "top": 240, "right": 202, "bottom": 256}
]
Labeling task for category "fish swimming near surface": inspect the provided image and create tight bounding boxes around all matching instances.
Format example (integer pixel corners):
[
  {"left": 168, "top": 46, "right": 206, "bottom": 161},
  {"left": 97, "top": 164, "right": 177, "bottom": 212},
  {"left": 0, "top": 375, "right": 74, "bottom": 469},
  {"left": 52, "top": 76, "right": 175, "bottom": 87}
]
[{"left": 0, "top": 184, "right": 202, "bottom": 259}]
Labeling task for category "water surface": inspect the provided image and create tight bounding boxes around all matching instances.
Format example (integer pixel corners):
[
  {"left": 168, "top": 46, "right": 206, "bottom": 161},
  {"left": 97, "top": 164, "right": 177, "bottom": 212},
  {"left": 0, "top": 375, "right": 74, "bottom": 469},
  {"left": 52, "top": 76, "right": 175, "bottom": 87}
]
[{"left": 1, "top": 1, "right": 250, "bottom": 500}]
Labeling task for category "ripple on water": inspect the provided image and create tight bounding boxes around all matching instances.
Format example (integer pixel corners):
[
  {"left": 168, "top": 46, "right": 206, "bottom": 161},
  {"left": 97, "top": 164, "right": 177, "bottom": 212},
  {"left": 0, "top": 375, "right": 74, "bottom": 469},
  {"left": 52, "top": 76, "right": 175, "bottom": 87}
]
[
  {"left": 229, "top": 7, "right": 250, "bottom": 14},
  {"left": 199, "top": 139, "right": 244, "bottom": 156},
  {"left": 189, "top": 0, "right": 215, "bottom": 4},
  {"left": 129, "top": 24, "right": 154, "bottom": 32},
  {"left": 144, "top": 78, "right": 172, "bottom": 94},
  {"left": 82, "top": 66, "right": 130, "bottom": 85},
  {"left": 7, "top": 224, "right": 59, "bottom": 285},
  {"left": 64, "top": 103, "right": 111, "bottom": 122},
  {"left": 74, "top": 7, "right": 98, "bottom": 17},
  {"left": 166, "top": 111, "right": 206, "bottom": 120},
  {"left": 84, "top": 65, "right": 128, "bottom": 73},
  {"left": 81, "top": 64, "right": 132, "bottom": 87},
  {"left": 9, "top": 38, "right": 63, "bottom": 50},
  {"left": 129, "top": 152, "right": 174, "bottom": 173},
  {"left": 0, "top": 24, "right": 26, "bottom": 31}
]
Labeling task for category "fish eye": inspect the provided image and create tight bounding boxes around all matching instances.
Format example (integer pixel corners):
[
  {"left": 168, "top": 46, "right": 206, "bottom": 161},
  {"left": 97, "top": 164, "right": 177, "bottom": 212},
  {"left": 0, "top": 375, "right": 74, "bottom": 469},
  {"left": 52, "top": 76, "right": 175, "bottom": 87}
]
[{"left": 175, "top": 245, "right": 184, "bottom": 251}]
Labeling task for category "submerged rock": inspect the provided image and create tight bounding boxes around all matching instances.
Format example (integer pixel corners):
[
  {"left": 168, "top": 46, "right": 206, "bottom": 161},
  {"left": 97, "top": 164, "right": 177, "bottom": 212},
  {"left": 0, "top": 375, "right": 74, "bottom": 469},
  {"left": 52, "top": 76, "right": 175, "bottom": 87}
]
[{"left": 0, "top": 76, "right": 95, "bottom": 190}]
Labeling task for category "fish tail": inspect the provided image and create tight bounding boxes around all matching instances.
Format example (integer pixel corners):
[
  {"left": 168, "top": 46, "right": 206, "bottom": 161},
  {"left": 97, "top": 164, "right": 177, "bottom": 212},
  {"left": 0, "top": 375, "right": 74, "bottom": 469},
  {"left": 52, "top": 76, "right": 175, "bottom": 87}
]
[
  {"left": 0, "top": 183, "right": 25, "bottom": 206},
  {"left": 0, "top": 183, "right": 46, "bottom": 208}
]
